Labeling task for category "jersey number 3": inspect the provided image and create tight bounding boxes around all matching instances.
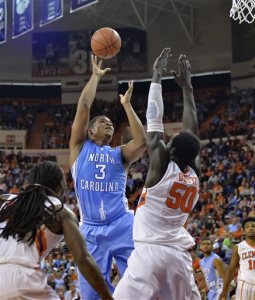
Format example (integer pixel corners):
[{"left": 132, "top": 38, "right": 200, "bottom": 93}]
[{"left": 166, "top": 182, "right": 197, "bottom": 213}]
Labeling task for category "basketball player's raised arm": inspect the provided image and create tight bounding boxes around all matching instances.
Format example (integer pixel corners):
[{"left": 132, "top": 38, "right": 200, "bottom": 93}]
[
  {"left": 120, "top": 81, "right": 146, "bottom": 167},
  {"left": 219, "top": 245, "right": 239, "bottom": 300},
  {"left": 172, "top": 54, "right": 200, "bottom": 175},
  {"left": 69, "top": 55, "right": 111, "bottom": 167},
  {"left": 172, "top": 54, "right": 198, "bottom": 135},
  {"left": 59, "top": 207, "right": 113, "bottom": 300},
  {"left": 145, "top": 48, "right": 172, "bottom": 187}
]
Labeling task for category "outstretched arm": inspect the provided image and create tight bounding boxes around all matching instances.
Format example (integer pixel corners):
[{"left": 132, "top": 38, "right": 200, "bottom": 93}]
[
  {"left": 69, "top": 55, "right": 111, "bottom": 167},
  {"left": 59, "top": 207, "right": 113, "bottom": 300},
  {"left": 172, "top": 54, "right": 198, "bottom": 135},
  {"left": 219, "top": 245, "right": 239, "bottom": 300},
  {"left": 145, "top": 48, "right": 172, "bottom": 188},
  {"left": 120, "top": 81, "right": 146, "bottom": 168},
  {"left": 172, "top": 54, "right": 201, "bottom": 175}
]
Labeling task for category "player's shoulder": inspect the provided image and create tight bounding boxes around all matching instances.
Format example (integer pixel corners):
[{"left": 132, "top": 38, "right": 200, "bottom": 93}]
[{"left": 238, "top": 240, "right": 247, "bottom": 247}]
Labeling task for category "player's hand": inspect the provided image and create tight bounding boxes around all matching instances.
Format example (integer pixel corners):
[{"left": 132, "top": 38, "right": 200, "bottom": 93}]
[
  {"left": 91, "top": 55, "right": 111, "bottom": 78},
  {"left": 171, "top": 54, "right": 192, "bottom": 89},
  {"left": 153, "top": 48, "right": 172, "bottom": 76},
  {"left": 119, "top": 81, "right": 133, "bottom": 106}
]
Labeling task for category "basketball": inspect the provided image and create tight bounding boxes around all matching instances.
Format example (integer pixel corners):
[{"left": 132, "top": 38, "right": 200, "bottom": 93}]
[{"left": 91, "top": 27, "right": 121, "bottom": 59}]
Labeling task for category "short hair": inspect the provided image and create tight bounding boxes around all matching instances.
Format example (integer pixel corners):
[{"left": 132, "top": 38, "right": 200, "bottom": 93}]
[
  {"left": 200, "top": 236, "right": 213, "bottom": 244},
  {"left": 172, "top": 131, "right": 201, "bottom": 164},
  {"left": 88, "top": 115, "right": 108, "bottom": 129},
  {"left": 242, "top": 217, "right": 255, "bottom": 228}
]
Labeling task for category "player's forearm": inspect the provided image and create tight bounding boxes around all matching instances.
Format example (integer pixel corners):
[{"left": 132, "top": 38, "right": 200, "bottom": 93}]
[
  {"left": 182, "top": 86, "right": 198, "bottom": 135},
  {"left": 123, "top": 103, "right": 146, "bottom": 145},
  {"left": 77, "top": 255, "right": 113, "bottom": 300},
  {"left": 78, "top": 74, "right": 100, "bottom": 110},
  {"left": 221, "top": 268, "right": 235, "bottom": 295}
]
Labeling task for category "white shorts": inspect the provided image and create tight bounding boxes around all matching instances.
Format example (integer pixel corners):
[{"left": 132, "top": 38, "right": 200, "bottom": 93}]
[
  {"left": 0, "top": 263, "right": 59, "bottom": 300},
  {"left": 113, "top": 243, "right": 201, "bottom": 300},
  {"left": 235, "top": 280, "right": 255, "bottom": 300}
]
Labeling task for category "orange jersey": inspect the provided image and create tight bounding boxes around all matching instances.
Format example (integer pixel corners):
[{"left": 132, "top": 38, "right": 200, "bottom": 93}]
[{"left": 133, "top": 161, "right": 199, "bottom": 251}]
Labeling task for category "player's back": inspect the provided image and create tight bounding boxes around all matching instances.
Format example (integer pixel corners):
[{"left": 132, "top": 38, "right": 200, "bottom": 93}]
[
  {"left": 0, "top": 194, "right": 63, "bottom": 269},
  {"left": 134, "top": 160, "right": 199, "bottom": 251},
  {"left": 237, "top": 240, "right": 255, "bottom": 284},
  {"left": 71, "top": 140, "right": 128, "bottom": 225}
]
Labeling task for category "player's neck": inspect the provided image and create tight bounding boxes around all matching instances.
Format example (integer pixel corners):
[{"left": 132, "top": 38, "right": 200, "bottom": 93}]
[
  {"left": 246, "top": 237, "right": 255, "bottom": 247},
  {"left": 173, "top": 158, "right": 188, "bottom": 173},
  {"left": 204, "top": 252, "right": 212, "bottom": 258},
  {"left": 93, "top": 139, "right": 110, "bottom": 147}
]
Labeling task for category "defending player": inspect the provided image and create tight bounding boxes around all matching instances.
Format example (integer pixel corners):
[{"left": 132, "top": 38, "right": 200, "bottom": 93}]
[
  {"left": 69, "top": 55, "right": 146, "bottom": 299},
  {"left": 219, "top": 217, "right": 255, "bottom": 300},
  {"left": 0, "top": 161, "right": 112, "bottom": 300},
  {"left": 113, "top": 48, "right": 201, "bottom": 299},
  {"left": 200, "top": 238, "right": 226, "bottom": 299}
]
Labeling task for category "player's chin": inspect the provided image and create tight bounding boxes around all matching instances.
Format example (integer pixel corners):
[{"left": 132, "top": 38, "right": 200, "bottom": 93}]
[{"left": 104, "top": 132, "right": 113, "bottom": 139}]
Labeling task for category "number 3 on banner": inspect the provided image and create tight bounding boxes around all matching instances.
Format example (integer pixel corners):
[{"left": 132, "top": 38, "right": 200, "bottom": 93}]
[{"left": 166, "top": 182, "right": 197, "bottom": 213}]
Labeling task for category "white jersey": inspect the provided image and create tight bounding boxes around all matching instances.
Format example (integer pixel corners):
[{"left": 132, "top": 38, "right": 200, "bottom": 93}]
[
  {"left": 0, "top": 194, "right": 63, "bottom": 269},
  {"left": 237, "top": 240, "right": 255, "bottom": 284},
  {"left": 133, "top": 161, "right": 199, "bottom": 251}
]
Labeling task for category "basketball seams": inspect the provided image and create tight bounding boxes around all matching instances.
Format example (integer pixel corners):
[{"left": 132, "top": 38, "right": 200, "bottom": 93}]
[
  {"left": 91, "top": 27, "right": 121, "bottom": 59},
  {"left": 91, "top": 37, "right": 107, "bottom": 48},
  {"left": 100, "top": 28, "right": 112, "bottom": 48}
]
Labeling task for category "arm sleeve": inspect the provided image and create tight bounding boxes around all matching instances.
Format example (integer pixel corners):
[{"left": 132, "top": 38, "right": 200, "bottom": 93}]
[{"left": 146, "top": 83, "right": 164, "bottom": 132}]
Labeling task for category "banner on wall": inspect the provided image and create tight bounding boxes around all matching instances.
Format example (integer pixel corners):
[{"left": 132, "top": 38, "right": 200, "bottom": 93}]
[
  {"left": 12, "top": 0, "right": 33, "bottom": 39},
  {"left": 40, "top": 0, "right": 63, "bottom": 27},
  {"left": 70, "top": 0, "right": 98, "bottom": 13},
  {"left": 32, "top": 28, "right": 146, "bottom": 77},
  {"left": 0, "top": 0, "right": 7, "bottom": 44}
]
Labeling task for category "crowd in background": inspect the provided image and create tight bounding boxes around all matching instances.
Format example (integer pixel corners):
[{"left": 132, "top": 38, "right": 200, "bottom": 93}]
[
  {"left": 0, "top": 85, "right": 232, "bottom": 149},
  {"left": 0, "top": 87, "right": 254, "bottom": 298}
]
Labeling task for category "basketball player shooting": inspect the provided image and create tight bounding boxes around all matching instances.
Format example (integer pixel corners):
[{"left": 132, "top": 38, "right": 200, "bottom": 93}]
[
  {"left": 69, "top": 55, "right": 146, "bottom": 300},
  {"left": 113, "top": 48, "right": 201, "bottom": 300}
]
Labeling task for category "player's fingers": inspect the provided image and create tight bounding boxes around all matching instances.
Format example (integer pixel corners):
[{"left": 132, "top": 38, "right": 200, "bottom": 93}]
[
  {"left": 119, "top": 94, "right": 123, "bottom": 100},
  {"left": 171, "top": 70, "right": 178, "bottom": 78},
  {"left": 180, "top": 55, "right": 186, "bottom": 72},
  {"left": 128, "top": 81, "right": 134, "bottom": 90},
  {"left": 98, "top": 60, "right": 102, "bottom": 68},
  {"left": 186, "top": 60, "right": 191, "bottom": 71},
  {"left": 104, "top": 68, "right": 111, "bottom": 73}
]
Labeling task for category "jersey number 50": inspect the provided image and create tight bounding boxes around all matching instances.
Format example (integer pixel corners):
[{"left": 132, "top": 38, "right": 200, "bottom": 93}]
[{"left": 166, "top": 182, "right": 197, "bottom": 213}]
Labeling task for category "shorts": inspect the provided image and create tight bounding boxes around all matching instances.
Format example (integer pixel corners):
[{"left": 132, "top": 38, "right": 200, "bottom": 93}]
[
  {"left": 113, "top": 243, "right": 201, "bottom": 300},
  {"left": 0, "top": 263, "right": 59, "bottom": 300},
  {"left": 235, "top": 280, "right": 255, "bottom": 300}
]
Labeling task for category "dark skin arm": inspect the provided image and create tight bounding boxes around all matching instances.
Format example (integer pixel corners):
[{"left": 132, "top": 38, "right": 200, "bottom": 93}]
[
  {"left": 213, "top": 257, "right": 226, "bottom": 281},
  {"left": 48, "top": 207, "right": 113, "bottom": 300},
  {"left": 145, "top": 48, "right": 172, "bottom": 188},
  {"left": 171, "top": 54, "right": 201, "bottom": 177},
  {"left": 69, "top": 55, "right": 111, "bottom": 167},
  {"left": 219, "top": 245, "right": 239, "bottom": 300},
  {"left": 120, "top": 81, "right": 147, "bottom": 169}
]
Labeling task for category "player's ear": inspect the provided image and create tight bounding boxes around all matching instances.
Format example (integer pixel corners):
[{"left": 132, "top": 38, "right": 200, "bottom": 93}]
[{"left": 88, "top": 128, "right": 94, "bottom": 139}]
